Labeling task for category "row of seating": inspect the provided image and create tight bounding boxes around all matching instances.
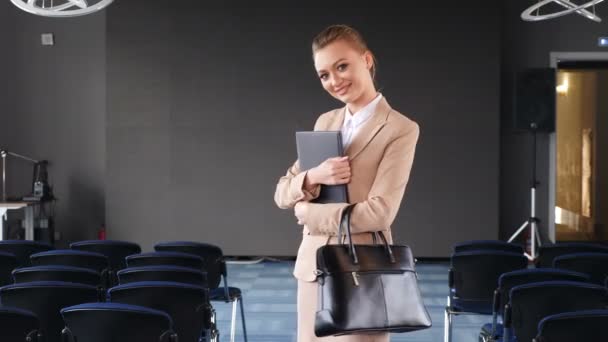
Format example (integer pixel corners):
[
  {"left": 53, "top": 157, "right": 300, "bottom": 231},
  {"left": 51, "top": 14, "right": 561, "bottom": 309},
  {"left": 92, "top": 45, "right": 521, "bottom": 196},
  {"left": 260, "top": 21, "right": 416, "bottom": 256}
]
[
  {"left": 445, "top": 240, "right": 608, "bottom": 342},
  {"left": 0, "top": 281, "right": 198, "bottom": 342},
  {"left": 0, "top": 239, "right": 248, "bottom": 342}
]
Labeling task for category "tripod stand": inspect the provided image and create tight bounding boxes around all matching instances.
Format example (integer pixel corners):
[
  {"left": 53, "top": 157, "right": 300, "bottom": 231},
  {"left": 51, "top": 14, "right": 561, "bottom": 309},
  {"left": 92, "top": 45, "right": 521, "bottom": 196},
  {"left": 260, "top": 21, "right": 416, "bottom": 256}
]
[{"left": 508, "top": 123, "right": 542, "bottom": 261}]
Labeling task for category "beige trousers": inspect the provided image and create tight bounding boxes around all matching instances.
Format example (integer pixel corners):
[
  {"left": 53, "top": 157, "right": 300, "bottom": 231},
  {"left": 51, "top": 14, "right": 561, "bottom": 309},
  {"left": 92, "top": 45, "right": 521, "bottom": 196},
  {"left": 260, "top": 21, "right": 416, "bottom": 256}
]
[{"left": 297, "top": 279, "right": 390, "bottom": 342}]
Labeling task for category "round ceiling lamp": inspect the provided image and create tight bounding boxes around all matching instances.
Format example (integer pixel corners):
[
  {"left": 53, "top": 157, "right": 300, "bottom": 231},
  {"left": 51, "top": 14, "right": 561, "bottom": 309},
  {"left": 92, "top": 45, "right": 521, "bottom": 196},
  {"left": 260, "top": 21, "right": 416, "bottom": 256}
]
[
  {"left": 521, "top": 0, "right": 605, "bottom": 22},
  {"left": 10, "top": 0, "right": 115, "bottom": 18}
]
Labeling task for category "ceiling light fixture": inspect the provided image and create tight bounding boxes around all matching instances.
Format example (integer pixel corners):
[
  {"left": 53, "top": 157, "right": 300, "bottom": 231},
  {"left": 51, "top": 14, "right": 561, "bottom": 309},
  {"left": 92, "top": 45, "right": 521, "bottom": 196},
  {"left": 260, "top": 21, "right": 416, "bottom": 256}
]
[
  {"left": 10, "top": 0, "right": 114, "bottom": 18},
  {"left": 521, "top": 0, "right": 605, "bottom": 22}
]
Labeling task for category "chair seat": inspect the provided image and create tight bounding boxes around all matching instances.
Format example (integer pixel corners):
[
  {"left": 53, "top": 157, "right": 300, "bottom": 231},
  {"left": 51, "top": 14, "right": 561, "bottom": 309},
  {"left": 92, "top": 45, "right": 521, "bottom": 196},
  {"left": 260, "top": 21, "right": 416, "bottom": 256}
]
[
  {"left": 495, "top": 335, "right": 517, "bottom": 342},
  {"left": 210, "top": 287, "right": 241, "bottom": 301},
  {"left": 451, "top": 298, "right": 493, "bottom": 315},
  {"left": 481, "top": 322, "right": 504, "bottom": 338}
]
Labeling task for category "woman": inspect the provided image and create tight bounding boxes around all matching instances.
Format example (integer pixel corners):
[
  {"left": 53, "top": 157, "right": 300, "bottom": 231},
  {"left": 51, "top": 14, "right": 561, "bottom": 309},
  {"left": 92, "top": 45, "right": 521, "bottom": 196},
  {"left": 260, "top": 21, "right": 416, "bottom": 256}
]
[{"left": 274, "top": 24, "right": 420, "bottom": 341}]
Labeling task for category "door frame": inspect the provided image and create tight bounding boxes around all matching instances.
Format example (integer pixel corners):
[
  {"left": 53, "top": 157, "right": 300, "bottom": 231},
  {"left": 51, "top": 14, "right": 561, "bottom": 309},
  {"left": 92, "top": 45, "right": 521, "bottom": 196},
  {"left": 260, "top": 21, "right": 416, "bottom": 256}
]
[{"left": 548, "top": 52, "right": 608, "bottom": 242}]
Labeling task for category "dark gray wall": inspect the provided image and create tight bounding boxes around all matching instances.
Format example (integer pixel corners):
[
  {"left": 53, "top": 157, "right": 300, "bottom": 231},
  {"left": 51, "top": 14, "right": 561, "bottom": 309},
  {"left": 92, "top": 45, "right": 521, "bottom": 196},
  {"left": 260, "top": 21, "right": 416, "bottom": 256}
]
[
  {"left": 0, "top": 2, "right": 17, "bottom": 150},
  {"left": 500, "top": 0, "right": 608, "bottom": 243},
  {"left": 107, "top": 0, "right": 501, "bottom": 256},
  {"left": 1, "top": 5, "right": 106, "bottom": 246}
]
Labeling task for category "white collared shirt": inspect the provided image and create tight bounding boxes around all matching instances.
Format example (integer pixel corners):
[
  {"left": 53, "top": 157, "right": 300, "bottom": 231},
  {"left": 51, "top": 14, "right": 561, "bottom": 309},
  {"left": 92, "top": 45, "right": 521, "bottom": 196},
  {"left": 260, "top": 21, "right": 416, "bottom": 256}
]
[{"left": 341, "top": 93, "right": 382, "bottom": 149}]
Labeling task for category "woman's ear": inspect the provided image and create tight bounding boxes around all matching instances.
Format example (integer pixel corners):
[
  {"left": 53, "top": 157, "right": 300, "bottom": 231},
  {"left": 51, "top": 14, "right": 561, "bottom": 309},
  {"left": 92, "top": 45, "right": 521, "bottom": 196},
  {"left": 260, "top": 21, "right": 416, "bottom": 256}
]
[{"left": 363, "top": 51, "right": 373, "bottom": 70}]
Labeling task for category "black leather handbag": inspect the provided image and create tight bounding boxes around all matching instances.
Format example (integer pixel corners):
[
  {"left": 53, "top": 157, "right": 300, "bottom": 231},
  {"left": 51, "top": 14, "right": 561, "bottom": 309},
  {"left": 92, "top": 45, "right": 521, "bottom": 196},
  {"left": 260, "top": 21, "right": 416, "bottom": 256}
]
[{"left": 314, "top": 204, "right": 432, "bottom": 337}]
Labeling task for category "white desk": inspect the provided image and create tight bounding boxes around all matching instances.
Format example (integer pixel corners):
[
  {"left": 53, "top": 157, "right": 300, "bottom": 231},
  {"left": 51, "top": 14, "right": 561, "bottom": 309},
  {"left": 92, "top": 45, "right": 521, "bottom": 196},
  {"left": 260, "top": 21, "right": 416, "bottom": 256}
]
[{"left": 0, "top": 202, "right": 35, "bottom": 240}]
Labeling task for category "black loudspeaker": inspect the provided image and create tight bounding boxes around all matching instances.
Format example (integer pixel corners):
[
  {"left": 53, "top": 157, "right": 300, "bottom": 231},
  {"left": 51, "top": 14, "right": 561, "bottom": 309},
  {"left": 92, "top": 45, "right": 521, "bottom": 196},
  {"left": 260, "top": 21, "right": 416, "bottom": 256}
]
[{"left": 514, "top": 68, "right": 556, "bottom": 132}]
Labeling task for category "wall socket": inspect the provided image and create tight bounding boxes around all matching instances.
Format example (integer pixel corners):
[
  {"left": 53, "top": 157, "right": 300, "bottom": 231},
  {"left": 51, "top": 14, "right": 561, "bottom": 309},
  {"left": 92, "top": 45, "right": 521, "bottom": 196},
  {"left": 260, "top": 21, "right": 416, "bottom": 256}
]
[{"left": 41, "top": 33, "right": 54, "bottom": 46}]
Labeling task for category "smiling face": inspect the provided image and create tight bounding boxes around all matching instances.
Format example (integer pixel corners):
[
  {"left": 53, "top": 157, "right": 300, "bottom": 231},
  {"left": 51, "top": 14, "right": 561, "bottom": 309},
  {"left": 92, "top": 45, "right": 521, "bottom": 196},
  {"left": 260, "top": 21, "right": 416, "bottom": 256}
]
[{"left": 313, "top": 39, "right": 377, "bottom": 112}]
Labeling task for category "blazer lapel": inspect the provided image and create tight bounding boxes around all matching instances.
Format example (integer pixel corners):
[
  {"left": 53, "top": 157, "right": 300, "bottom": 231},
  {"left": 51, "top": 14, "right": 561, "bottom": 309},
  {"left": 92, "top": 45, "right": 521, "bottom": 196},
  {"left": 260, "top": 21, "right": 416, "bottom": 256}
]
[
  {"left": 327, "top": 108, "right": 345, "bottom": 131},
  {"left": 344, "top": 97, "right": 391, "bottom": 160}
]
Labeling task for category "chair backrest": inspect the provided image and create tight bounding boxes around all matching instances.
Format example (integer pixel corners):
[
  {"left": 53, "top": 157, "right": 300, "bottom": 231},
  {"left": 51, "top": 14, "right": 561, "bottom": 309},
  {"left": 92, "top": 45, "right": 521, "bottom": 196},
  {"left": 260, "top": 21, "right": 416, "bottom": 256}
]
[
  {"left": 30, "top": 249, "right": 109, "bottom": 274},
  {"left": 453, "top": 240, "right": 525, "bottom": 254},
  {"left": 534, "top": 309, "right": 608, "bottom": 342},
  {"left": 12, "top": 266, "right": 102, "bottom": 287},
  {"left": 553, "top": 252, "right": 608, "bottom": 284},
  {"left": 0, "top": 251, "right": 18, "bottom": 286},
  {"left": 117, "top": 266, "right": 208, "bottom": 287},
  {"left": 508, "top": 281, "right": 608, "bottom": 342},
  {"left": 69, "top": 240, "right": 141, "bottom": 271},
  {"left": 0, "top": 240, "right": 54, "bottom": 267},
  {"left": 61, "top": 302, "right": 176, "bottom": 342},
  {"left": 0, "top": 306, "right": 40, "bottom": 342},
  {"left": 0, "top": 281, "right": 100, "bottom": 342},
  {"left": 496, "top": 268, "right": 591, "bottom": 316},
  {"left": 109, "top": 281, "right": 211, "bottom": 342},
  {"left": 126, "top": 251, "right": 204, "bottom": 269},
  {"left": 450, "top": 250, "right": 528, "bottom": 302},
  {"left": 154, "top": 241, "right": 224, "bottom": 289},
  {"left": 70, "top": 240, "right": 141, "bottom": 287},
  {"left": 536, "top": 242, "right": 608, "bottom": 268}
]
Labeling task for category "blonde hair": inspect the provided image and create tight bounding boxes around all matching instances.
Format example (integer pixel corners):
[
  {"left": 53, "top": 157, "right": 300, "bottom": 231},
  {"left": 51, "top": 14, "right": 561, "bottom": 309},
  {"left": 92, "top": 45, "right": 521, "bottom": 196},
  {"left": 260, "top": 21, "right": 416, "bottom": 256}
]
[{"left": 312, "top": 24, "right": 377, "bottom": 81}]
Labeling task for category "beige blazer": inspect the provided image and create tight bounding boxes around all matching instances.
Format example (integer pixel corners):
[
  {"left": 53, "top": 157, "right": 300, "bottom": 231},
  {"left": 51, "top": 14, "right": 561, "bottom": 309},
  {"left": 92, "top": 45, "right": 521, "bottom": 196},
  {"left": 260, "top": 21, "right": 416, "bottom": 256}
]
[{"left": 274, "top": 97, "right": 420, "bottom": 282}]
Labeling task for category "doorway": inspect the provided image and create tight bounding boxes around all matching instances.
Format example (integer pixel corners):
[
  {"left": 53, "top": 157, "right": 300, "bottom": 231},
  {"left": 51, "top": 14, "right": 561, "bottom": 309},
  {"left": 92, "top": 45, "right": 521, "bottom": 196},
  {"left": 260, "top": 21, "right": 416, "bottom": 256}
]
[{"left": 553, "top": 61, "right": 608, "bottom": 241}]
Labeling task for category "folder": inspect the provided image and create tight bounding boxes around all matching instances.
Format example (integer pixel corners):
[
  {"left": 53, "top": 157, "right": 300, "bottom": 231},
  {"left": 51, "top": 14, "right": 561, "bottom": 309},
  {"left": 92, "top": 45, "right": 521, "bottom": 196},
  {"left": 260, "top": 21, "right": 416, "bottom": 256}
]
[{"left": 295, "top": 131, "right": 349, "bottom": 203}]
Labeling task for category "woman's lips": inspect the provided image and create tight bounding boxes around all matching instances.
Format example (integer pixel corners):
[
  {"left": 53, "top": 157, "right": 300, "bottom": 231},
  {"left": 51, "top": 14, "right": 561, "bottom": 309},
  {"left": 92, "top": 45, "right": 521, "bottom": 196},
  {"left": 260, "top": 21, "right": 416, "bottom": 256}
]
[{"left": 335, "top": 85, "right": 350, "bottom": 96}]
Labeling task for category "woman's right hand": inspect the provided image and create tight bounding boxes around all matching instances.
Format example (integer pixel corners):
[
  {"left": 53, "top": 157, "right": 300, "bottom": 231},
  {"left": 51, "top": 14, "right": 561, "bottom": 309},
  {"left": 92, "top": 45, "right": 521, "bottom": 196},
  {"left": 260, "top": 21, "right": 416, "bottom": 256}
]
[{"left": 307, "top": 156, "right": 351, "bottom": 186}]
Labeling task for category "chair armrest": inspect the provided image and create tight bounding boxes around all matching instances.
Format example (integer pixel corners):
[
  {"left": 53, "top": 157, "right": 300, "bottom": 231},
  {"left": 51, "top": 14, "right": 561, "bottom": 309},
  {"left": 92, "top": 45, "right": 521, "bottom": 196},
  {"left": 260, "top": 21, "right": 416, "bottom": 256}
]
[
  {"left": 503, "top": 303, "right": 512, "bottom": 342},
  {"left": 61, "top": 327, "right": 75, "bottom": 342},
  {"left": 491, "top": 288, "right": 501, "bottom": 334},
  {"left": 448, "top": 268, "right": 454, "bottom": 288}
]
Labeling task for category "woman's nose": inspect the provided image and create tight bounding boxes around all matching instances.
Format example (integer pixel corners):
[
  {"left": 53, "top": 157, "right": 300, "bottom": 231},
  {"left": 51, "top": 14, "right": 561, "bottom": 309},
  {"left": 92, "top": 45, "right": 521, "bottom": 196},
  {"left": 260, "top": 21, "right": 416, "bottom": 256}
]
[{"left": 330, "top": 74, "right": 343, "bottom": 88}]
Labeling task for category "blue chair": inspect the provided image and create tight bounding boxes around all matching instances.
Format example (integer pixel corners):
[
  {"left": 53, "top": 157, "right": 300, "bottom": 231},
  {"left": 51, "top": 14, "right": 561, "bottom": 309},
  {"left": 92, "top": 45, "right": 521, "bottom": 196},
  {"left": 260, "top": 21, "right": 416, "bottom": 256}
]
[
  {"left": 479, "top": 268, "right": 591, "bottom": 342},
  {"left": 553, "top": 252, "right": 608, "bottom": 284},
  {"left": 453, "top": 240, "right": 525, "bottom": 254},
  {"left": 155, "top": 241, "right": 248, "bottom": 342},
  {"left": 534, "top": 309, "right": 608, "bottom": 342},
  {"left": 61, "top": 302, "right": 178, "bottom": 342},
  {"left": 502, "top": 281, "right": 608, "bottom": 342},
  {"left": 536, "top": 242, "right": 608, "bottom": 268},
  {"left": 0, "top": 306, "right": 40, "bottom": 342},
  {"left": 126, "top": 251, "right": 204, "bottom": 269},
  {"left": 109, "top": 281, "right": 213, "bottom": 342},
  {"left": 30, "top": 249, "right": 109, "bottom": 273},
  {"left": 117, "top": 265, "right": 208, "bottom": 287},
  {"left": 444, "top": 250, "right": 527, "bottom": 342},
  {"left": 12, "top": 266, "right": 102, "bottom": 287},
  {"left": 70, "top": 240, "right": 141, "bottom": 287},
  {"left": 0, "top": 281, "right": 100, "bottom": 342},
  {"left": 30, "top": 249, "right": 109, "bottom": 287},
  {"left": 0, "top": 240, "right": 54, "bottom": 267},
  {"left": 0, "top": 251, "right": 18, "bottom": 286}
]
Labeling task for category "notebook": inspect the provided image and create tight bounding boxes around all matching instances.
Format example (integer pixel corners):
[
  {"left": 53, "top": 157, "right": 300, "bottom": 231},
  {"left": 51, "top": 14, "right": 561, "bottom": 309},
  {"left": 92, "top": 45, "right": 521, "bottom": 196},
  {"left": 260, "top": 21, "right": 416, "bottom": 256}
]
[{"left": 295, "top": 131, "right": 349, "bottom": 203}]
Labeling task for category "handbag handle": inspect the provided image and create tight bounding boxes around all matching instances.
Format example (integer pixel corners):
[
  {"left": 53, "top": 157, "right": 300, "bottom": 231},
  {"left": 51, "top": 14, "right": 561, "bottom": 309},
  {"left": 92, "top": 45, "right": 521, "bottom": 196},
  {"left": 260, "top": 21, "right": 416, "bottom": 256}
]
[
  {"left": 338, "top": 204, "right": 358, "bottom": 264},
  {"left": 337, "top": 204, "right": 396, "bottom": 264}
]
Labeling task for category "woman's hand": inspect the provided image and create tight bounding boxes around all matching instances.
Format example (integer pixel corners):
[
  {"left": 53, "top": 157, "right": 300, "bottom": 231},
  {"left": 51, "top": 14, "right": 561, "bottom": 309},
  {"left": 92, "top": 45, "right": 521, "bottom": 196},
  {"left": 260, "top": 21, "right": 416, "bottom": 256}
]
[
  {"left": 306, "top": 156, "right": 351, "bottom": 186},
  {"left": 294, "top": 201, "right": 309, "bottom": 225}
]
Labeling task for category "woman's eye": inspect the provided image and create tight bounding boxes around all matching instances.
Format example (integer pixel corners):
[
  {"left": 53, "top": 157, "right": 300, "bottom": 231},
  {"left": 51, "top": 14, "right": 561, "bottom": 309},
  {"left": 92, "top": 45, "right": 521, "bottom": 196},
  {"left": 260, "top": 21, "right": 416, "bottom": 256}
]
[
  {"left": 319, "top": 74, "right": 328, "bottom": 81},
  {"left": 337, "top": 64, "right": 348, "bottom": 71}
]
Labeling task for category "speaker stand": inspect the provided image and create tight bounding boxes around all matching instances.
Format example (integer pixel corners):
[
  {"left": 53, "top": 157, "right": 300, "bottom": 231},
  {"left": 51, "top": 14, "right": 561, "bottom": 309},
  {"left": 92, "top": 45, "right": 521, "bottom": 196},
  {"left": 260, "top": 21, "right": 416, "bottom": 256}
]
[{"left": 508, "top": 123, "right": 542, "bottom": 261}]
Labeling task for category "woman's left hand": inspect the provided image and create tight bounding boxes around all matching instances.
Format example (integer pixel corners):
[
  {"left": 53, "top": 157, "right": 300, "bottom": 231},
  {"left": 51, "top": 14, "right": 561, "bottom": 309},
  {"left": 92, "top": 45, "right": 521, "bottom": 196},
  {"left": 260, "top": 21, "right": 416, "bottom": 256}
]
[{"left": 294, "top": 201, "right": 309, "bottom": 225}]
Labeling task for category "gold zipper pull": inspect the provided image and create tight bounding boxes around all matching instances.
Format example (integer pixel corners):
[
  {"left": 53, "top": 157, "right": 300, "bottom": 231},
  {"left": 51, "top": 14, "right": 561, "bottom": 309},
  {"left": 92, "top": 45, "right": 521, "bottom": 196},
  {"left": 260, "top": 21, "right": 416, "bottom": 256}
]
[{"left": 351, "top": 271, "right": 360, "bottom": 286}]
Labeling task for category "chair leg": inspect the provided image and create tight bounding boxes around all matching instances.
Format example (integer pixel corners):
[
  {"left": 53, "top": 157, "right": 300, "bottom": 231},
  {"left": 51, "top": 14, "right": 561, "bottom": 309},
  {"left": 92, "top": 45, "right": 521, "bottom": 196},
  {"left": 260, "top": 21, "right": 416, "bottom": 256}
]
[
  {"left": 444, "top": 296, "right": 453, "bottom": 342},
  {"left": 230, "top": 298, "right": 238, "bottom": 342},
  {"left": 238, "top": 296, "right": 248, "bottom": 342},
  {"left": 212, "top": 309, "right": 219, "bottom": 342}
]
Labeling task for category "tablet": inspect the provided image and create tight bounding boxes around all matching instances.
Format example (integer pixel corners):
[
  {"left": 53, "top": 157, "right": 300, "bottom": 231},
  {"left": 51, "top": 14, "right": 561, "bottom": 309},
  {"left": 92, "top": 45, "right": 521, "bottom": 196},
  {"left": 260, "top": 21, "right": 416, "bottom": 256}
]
[{"left": 295, "top": 131, "right": 349, "bottom": 203}]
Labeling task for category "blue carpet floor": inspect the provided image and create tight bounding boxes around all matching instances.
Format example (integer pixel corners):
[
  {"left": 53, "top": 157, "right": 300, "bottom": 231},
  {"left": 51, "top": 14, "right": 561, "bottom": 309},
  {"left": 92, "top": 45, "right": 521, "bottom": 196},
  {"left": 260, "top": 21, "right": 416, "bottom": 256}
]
[{"left": 212, "top": 260, "right": 487, "bottom": 341}]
